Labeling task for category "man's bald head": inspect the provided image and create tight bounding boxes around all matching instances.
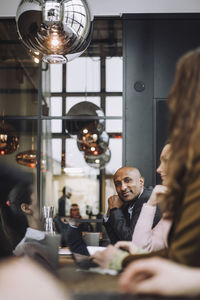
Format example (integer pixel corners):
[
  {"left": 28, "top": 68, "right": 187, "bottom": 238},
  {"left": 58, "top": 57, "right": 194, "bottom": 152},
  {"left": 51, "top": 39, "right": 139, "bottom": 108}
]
[
  {"left": 114, "top": 167, "right": 141, "bottom": 180},
  {"left": 113, "top": 167, "right": 144, "bottom": 202}
]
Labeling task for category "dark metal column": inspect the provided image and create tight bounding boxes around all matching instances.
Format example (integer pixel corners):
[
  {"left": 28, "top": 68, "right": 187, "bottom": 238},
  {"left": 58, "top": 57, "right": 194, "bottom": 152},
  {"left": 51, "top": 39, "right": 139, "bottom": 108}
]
[{"left": 99, "top": 56, "right": 106, "bottom": 214}]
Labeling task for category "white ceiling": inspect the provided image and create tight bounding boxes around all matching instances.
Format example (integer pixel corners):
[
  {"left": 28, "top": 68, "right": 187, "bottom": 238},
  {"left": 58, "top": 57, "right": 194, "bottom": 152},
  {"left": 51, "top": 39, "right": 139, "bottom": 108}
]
[{"left": 2, "top": 0, "right": 200, "bottom": 18}]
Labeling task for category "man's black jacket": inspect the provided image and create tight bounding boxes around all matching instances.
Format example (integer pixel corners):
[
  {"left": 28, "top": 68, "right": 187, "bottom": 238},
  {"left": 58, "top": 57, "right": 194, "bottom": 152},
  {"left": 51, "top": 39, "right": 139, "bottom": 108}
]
[{"left": 103, "top": 187, "right": 161, "bottom": 244}]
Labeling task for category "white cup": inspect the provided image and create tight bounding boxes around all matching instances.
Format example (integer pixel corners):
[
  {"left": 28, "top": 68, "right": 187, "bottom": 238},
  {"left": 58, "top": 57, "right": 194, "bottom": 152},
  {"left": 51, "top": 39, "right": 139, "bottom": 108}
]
[{"left": 84, "top": 232, "right": 100, "bottom": 246}]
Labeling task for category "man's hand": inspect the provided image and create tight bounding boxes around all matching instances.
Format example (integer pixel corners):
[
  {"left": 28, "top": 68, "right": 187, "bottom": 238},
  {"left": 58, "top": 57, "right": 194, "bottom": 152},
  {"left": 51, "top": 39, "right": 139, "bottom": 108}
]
[
  {"left": 106, "top": 195, "right": 123, "bottom": 217},
  {"left": 108, "top": 195, "right": 123, "bottom": 209},
  {"left": 147, "top": 185, "right": 167, "bottom": 206}
]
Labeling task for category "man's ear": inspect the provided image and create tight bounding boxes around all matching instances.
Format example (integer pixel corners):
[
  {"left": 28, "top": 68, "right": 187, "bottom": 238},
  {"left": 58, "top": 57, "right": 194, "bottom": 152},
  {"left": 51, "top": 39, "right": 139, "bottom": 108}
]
[
  {"left": 140, "top": 176, "right": 144, "bottom": 186},
  {"left": 21, "top": 203, "right": 32, "bottom": 215}
]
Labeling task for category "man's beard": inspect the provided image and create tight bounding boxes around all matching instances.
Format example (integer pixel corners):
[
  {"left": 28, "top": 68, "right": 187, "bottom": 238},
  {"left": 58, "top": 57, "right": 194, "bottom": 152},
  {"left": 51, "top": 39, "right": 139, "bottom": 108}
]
[{"left": 119, "top": 196, "right": 136, "bottom": 207}]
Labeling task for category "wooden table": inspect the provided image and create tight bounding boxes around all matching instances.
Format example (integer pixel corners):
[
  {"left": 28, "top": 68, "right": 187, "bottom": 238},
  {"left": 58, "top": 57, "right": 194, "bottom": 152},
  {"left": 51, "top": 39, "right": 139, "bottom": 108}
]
[
  {"left": 58, "top": 255, "right": 118, "bottom": 294},
  {"left": 58, "top": 255, "right": 200, "bottom": 300}
]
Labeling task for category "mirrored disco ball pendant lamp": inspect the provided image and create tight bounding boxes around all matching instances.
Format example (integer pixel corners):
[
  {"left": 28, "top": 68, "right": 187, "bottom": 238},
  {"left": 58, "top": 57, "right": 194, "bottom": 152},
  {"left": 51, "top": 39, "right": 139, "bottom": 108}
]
[{"left": 16, "top": 0, "right": 93, "bottom": 64}]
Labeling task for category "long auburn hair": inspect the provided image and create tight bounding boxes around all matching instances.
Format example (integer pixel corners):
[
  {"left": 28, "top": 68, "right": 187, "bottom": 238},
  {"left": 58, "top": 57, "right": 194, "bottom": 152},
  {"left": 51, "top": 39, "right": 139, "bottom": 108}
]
[{"left": 162, "top": 48, "right": 200, "bottom": 218}]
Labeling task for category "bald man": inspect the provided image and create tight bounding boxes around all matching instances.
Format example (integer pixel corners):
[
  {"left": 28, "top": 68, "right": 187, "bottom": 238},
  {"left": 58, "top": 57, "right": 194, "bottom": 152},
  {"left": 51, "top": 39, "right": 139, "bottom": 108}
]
[{"left": 104, "top": 167, "right": 161, "bottom": 244}]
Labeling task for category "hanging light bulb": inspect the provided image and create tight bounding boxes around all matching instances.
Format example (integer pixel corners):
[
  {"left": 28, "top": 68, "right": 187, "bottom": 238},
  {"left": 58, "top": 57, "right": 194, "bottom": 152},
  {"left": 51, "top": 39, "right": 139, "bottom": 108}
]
[
  {"left": 16, "top": 0, "right": 93, "bottom": 64},
  {"left": 0, "top": 121, "right": 19, "bottom": 155},
  {"left": 51, "top": 32, "right": 60, "bottom": 47}
]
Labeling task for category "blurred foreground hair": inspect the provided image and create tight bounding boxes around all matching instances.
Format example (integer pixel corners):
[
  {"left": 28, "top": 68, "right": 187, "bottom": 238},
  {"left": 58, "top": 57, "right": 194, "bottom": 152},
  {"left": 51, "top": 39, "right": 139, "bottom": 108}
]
[{"left": 162, "top": 48, "right": 200, "bottom": 218}]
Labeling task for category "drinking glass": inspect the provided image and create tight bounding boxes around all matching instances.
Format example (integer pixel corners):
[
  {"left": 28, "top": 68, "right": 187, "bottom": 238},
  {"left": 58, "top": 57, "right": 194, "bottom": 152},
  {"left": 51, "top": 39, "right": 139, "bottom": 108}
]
[{"left": 42, "top": 206, "right": 55, "bottom": 234}]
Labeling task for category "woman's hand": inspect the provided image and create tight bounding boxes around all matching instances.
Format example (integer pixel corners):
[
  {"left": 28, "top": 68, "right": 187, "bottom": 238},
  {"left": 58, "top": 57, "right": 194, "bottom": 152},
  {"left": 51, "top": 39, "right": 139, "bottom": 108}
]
[
  {"left": 115, "top": 241, "right": 138, "bottom": 254},
  {"left": 92, "top": 245, "right": 118, "bottom": 269},
  {"left": 119, "top": 257, "right": 200, "bottom": 296},
  {"left": 147, "top": 185, "right": 167, "bottom": 206}
]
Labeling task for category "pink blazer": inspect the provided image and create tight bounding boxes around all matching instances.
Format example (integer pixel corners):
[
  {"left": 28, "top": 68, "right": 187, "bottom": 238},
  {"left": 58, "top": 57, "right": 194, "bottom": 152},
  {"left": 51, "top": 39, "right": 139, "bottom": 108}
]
[{"left": 132, "top": 204, "right": 171, "bottom": 252}]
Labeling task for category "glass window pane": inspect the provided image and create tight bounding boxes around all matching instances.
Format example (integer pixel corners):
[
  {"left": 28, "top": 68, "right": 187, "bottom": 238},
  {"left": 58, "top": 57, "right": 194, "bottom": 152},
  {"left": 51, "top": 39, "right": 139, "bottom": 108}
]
[
  {"left": 66, "top": 97, "right": 101, "bottom": 113},
  {"left": 106, "top": 138, "right": 122, "bottom": 174},
  {"left": 65, "top": 138, "right": 99, "bottom": 216},
  {"left": 106, "top": 57, "right": 123, "bottom": 92},
  {"left": 51, "top": 120, "right": 62, "bottom": 133},
  {"left": 49, "top": 97, "right": 62, "bottom": 116},
  {"left": 66, "top": 138, "right": 85, "bottom": 167},
  {"left": 50, "top": 64, "right": 62, "bottom": 92},
  {"left": 67, "top": 57, "right": 100, "bottom": 92},
  {"left": 106, "top": 96, "right": 122, "bottom": 116},
  {"left": 106, "top": 119, "right": 122, "bottom": 132},
  {"left": 66, "top": 138, "right": 98, "bottom": 173},
  {"left": 52, "top": 139, "right": 62, "bottom": 162},
  {"left": 51, "top": 139, "right": 62, "bottom": 175}
]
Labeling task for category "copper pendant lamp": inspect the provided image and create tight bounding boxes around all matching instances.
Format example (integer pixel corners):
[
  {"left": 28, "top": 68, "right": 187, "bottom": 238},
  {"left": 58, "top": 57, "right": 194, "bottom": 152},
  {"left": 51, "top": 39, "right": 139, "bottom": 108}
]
[
  {"left": 16, "top": 137, "right": 45, "bottom": 169},
  {"left": 16, "top": 149, "right": 46, "bottom": 170},
  {"left": 0, "top": 120, "right": 19, "bottom": 155},
  {"left": 16, "top": 149, "right": 37, "bottom": 168}
]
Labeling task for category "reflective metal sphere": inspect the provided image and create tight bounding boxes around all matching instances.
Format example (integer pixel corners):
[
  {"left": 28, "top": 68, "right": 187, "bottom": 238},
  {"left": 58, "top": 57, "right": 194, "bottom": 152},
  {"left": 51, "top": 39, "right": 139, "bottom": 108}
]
[
  {"left": 16, "top": 0, "right": 93, "bottom": 64},
  {"left": 64, "top": 101, "right": 105, "bottom": 135},
  {"left": 84, "top": 148, "right": 111, "bottom": 169}
]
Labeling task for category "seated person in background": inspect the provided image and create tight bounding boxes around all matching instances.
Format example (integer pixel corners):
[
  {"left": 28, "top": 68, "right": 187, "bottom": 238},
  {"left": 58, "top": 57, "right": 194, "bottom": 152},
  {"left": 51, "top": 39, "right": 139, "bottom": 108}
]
[
  {"left": 115, "top": 143, "right": 172, "bottom": 254},
  {"left": 119, "top": 257, "right": 200, "bottom": 297},
  {"left": 104, "top": 166, "right": 161, "bottom": 244},
  {"left": 54, "top": 203, "right": 93, "bottom": 247},
  {"left": 70, "top": 203, "right": 94, "bottom": 233},
  {"left": 54, "top": 203, "right": 91, "bottom": 255}
]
